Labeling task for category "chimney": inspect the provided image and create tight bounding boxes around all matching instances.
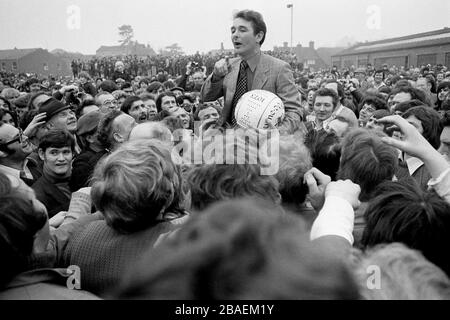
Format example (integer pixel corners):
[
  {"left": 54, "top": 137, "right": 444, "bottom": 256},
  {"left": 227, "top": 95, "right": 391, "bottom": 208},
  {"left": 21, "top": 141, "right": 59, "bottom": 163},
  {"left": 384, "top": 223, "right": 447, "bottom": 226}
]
[
  {"left": 220, "top": 42, "right": 224, "bottom": 50},
  {"left": 283, "top": 42, "right": 288, "bottom": 48},
  {"left": 309, "top": 41, "right": 314, "bottom": 49}
]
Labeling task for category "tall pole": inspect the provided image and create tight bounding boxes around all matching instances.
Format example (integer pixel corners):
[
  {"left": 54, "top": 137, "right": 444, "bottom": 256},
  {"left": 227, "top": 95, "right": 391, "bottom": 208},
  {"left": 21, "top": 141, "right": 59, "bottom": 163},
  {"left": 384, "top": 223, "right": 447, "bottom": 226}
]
[{"left": 287, "top": 4, "right": 294, "bottom": 53}]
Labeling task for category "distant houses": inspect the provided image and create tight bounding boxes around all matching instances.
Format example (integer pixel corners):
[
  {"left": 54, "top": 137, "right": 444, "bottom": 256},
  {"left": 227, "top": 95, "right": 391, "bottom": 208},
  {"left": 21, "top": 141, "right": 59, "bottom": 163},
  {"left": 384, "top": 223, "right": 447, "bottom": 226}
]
[
  {"left": 0, "top": 48, "right": 71, "bottom": 76},
  {"left": 96, "top": 42, "right": 156, "bottom": 57}
]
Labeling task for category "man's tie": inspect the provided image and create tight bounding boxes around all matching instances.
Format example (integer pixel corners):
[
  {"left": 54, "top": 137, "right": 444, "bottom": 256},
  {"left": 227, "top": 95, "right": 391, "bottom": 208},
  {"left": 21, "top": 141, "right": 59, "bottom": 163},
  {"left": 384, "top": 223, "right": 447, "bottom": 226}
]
[{"left": 231, "top": 60, "right": 249, "bottom": 126}]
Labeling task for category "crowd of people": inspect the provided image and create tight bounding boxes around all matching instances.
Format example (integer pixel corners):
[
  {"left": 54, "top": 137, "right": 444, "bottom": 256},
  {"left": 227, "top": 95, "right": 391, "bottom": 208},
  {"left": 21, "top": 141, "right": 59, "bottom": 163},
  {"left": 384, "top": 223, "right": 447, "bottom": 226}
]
[{"left": 1, "top": 9, "right": 450, "bottom": 301}]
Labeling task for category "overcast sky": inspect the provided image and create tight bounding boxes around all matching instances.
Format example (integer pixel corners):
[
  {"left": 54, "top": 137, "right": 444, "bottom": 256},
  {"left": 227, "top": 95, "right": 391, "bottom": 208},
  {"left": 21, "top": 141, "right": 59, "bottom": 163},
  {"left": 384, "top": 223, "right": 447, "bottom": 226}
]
[{"left": 0, "top": 0, "right": 449, "bottom": 55}]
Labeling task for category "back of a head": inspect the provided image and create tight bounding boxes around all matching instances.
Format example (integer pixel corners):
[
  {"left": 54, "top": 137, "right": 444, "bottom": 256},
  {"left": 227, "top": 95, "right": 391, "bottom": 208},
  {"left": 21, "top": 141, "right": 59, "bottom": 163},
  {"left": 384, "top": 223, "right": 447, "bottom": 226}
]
[
  {"left": 338, "top": 128, "right": 398, "bottom": 201},
  {"left": 113, "top": 199, "right": 360, "bottom": 299},
  {"left": 90, "top": 139, "right": 183, "bottom": 233},
  {"left": 354, "top": 243, "right": 450, "bottom": 299},
  {"left": 186, "top": 131, "right": 280, "bottom": 212},
  {"left": 129, "top": 121, "right": 173, "bottom": 145},
  {"left": 402, "top": 106, "right": 443, "bottom": 150},
  {"left": 99, "top": 80, "right": 118, "bottom": 93},
  {"left": 304, "top": 130, "right": 341, "bottom": 181},
  {"left": 394, "top": 99, "right": 425, "bottom": 115},
  {"left": 275, "top": 134, "right": 312, "bottom": 207},
  {"left": 362, "top": 180, "right": 450, "bottom": 276}
]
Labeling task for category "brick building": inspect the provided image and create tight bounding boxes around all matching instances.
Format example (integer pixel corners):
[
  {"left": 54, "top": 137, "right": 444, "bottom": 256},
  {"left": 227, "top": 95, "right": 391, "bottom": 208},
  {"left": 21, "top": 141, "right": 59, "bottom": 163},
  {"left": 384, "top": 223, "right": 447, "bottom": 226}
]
[
  {"left": 331, "top": 28, "right": 450, "bottom": 69},
  {"left": 0, "top": 48, "right": 71, "bottom": 76}
]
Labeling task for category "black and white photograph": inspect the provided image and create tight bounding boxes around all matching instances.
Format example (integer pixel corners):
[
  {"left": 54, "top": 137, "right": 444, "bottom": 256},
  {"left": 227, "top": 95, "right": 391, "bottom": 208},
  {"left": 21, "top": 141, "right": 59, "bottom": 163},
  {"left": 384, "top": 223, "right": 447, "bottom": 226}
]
[{"left": 0, "top": 0, "right": 450, "bottom": 305}]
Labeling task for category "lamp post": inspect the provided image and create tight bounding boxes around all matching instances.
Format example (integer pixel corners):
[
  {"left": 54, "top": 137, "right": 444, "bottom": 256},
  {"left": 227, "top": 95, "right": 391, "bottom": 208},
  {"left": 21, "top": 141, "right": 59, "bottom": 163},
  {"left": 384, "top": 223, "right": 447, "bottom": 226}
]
[{"left": 287, "top": 4, "right": 293, "bottom": 52}]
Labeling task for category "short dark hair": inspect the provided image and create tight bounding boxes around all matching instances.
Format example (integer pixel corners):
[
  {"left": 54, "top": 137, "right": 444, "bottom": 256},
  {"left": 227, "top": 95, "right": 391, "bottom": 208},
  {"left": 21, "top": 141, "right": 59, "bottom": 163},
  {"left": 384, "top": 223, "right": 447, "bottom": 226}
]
[
  {"left": 193, "top": 102, "right": 221, "bottom": 121},
  {"left": 374, "top": 70, "right": 385, "bottom": 80},
  {"left": 402, "top": 106, "right": 442, "bottom": 150},
  {"left": 394, "top": 99, "right": 425, "bottom": 114},
  {"left": 120, "top": 96, "right": 141, "bottom": 114},
  {"left": 99, "top": 80, "right": 118, "bottom": 93},
  {"left": 392, "top": 86, "right": 430, "bottom": 106},
  {"left": 360, "top": 95, "right": 388, "bottom": 111},
  {"left": 97, "top": 110, "right": 123, "bottom": 150},
  {"left": 146, "top": 81, "right": 163, "bottom": 94},
  {"left": 313, "top": 88, "right": 339, "bottom": 110},
  {"left": 38, "top": 129, "right": 75, "bottom": 153},
  {"left": 362, "top": 180, "right": 450, "bottom": 276},
  {"left": 156, "top": 91, "right": 176, "bottom": 112},
  {"left": 338, "top": 129, "right": 398, "bottom": 201},
  {"left": 233, "top": 10, "right": 267, "bottom": 46},
  {"left": 304, "top": 130, "right": 341, "bottom": 181},
  {"left": 441, "top": 111, "right": 450, "bottom": 127}
]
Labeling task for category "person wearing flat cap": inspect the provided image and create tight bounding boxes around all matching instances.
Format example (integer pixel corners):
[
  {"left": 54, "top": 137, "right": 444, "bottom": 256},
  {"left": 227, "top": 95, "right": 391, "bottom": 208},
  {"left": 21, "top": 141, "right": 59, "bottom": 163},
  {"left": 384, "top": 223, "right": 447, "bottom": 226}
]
[
  {"left": 69, "top": 111, "right": 107, "bottom": 192},
  {"left": 37, "top": 98, "right": 81, "bottom": 155}
]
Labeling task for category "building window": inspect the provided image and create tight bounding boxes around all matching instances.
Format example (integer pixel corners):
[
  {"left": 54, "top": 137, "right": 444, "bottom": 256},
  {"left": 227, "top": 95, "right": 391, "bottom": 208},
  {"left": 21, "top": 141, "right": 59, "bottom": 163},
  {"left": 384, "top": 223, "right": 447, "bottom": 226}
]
[
  {"left": 43, "top": 63, "right": 49, "bottom": 71},
  {"left": 358, "top": 59, "right": 368, "bottom": 67},
  {"left": 417, "top": 54, "right": 437, "bottom": 67},
  {"left": 445, "top": 52, "right": 450, "bottom": 69},
  {"left": 344, "top": 60, "right": 354, "bottom": 68},
  {"left": 306, "top": 60, "right": 315, "bottom": 66},
  {"left": 12, "top": 62, "right": 17, "bottom": 70}
]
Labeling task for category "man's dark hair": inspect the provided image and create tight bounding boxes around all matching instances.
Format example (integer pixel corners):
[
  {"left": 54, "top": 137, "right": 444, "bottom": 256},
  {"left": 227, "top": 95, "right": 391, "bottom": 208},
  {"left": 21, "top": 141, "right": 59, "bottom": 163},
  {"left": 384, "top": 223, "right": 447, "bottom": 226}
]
[
  {"left": 99, "top": 80, "right": 118, "bottom": 93},
  {"left": 304, "top": 130, "right": 341, "bottom": 181},
  {"left": 402, "top": 106, "right": 442, "bottom": 150},
  {"left": 97, "top": 110, "right": 122, "bottom": 150},
  {"left": 75, "top": 98, "right": 96, "bottom": 119},
  {"left": 313, "top": 87, "right": 339, "bottom": 109},
  {"left": 394, "top": 99, "right": 426, "bottom": 115},
  {"left": 392, "top": 86, "right": 430, "bottom": 106},
  {"left": 374, "top": 70, "right": 385, "bottom": 80},
  {"left": 156, "top": 91, "right": 176, "bottom": 113},
  {"left": 146, "top": 81, "right": 164, "bottom": 94},
  {"left": 360, "top": 95, "right": 388, "bottom": 111},
  {"left": 176, "top": 94, "right": 195, "bottom": 106},
  {"left": 337, "top": 129, "right": 398, "bottom": 201},
  {"left": 38, "top": 129, "right": 75, "bottom": 153},
  {"left": 120, "top": 96, "right": 141, "bottom": 114},
  {"left": 441, "top": 111, "right": 450, "bottom": 128},
  {"left": 234, "top": 10, "right": 267, "bottom": 46},
  {"left": 362, "top": 180, "right": 450, "bottom": 276}
]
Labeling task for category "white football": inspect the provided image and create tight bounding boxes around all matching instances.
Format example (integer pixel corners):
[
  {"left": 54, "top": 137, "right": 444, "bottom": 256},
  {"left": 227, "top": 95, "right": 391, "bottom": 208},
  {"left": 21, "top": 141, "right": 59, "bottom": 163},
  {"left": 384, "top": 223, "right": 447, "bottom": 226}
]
[{"left": 234, "top": 90, "right": 285, "bottom": 129}]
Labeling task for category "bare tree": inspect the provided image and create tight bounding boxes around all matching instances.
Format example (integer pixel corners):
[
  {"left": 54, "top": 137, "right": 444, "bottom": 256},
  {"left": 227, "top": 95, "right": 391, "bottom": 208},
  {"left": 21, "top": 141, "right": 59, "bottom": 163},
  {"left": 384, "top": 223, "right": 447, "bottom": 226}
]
[{"left": 118, "top": 25, "right": 134, "bottom": 46}]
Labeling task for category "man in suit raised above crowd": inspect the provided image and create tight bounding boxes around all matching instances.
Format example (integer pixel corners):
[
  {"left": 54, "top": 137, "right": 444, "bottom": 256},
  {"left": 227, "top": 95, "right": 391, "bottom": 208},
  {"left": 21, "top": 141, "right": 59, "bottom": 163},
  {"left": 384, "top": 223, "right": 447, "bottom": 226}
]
[{"left": 201, "top": 9, "right": 303, "bottom": 134}]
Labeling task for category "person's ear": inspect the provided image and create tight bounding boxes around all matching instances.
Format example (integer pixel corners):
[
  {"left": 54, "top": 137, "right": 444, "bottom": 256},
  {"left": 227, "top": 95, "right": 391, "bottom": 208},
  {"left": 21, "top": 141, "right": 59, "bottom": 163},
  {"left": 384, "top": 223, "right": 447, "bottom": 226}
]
[
  {"left": 38, "top": 148, "right": 45, "bottom": 161},
  {"left": 255, "top": 31, "right": 264, "bottom": 45},
  {"left": 0, "top": 150, "right": 8, "bottom": 158},
  {"left": 86, "top": 134, "right": 95, "bottom": 144}
]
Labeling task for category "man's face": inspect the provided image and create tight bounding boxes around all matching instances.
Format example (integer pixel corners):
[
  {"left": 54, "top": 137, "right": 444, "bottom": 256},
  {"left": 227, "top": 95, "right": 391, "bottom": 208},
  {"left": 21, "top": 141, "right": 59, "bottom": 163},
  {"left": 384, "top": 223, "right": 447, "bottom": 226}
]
[
  {"left": 144, "top": 99, "right": 158, "bottom": 117},
  {"left": 359, "top": 103, "right": 376, "bottom": 124},
  {"left": 438, "top": 126, "right": 450, "bottom": 163},
  {"left": 47, "top": 109, "right": 77, "bottom": 134},
  {"left": 99, "top": 94, "right": 119, "bottom": 113},
  {"left": 355, "top": 72, "right": 365, "bottom": 82},
  {"left": 231, "top": 18, "right": 263, "bottom": 57},
  {"left": 391, "top": 92, "right": 412, "bottom": 112},
  {"left": 29, "top": 83, "right": 41, "bottom": 93},
  {"left": 39, "top": 146, "right": 73, "bottom": 176},
  {"left": 405, "top": 115, "right": 424, "bottom": 135},
  {"left": 314, "top": 96, "right": 335, "bottom": 121},
  {"left": 113, "top": 114, "right": 136, "bottom": 144},
  {"left": 129, "top": 100, "right": 148, "bottom": 123},
  {"left": 416, "top": 78, "right": 430, "bottom": 93},
  {"left": 438, "top": 86, "right": 450, "bottom": 101},
  {"left": 140, "top": 82, "right": 148, "bottom": 89},
  {"left": 172, "top": 89, "right": 183, "bottom": 98},
  {"left": 161, "top": 95, "right": 178, "bottom": 112},
  {"left": 307, "top": 90, "right": 315, "bottom": 106},
  {"left": 198, "top": 106, "right": 220, "bottom": 124},
  {"left": 374, "top": 72, "right": 383, "bottom": 84},
  {"left": 192, "top": 72, "right": 204, "bottom": 87},
  {"left": 171, "top": 108, "right": 190, "bottom": 129},
  {"left": 437, "top": 73, "right": 444, "bottom": 83},
  {"left": 0, "top": 124, "right": 33, "bottom": 159}
]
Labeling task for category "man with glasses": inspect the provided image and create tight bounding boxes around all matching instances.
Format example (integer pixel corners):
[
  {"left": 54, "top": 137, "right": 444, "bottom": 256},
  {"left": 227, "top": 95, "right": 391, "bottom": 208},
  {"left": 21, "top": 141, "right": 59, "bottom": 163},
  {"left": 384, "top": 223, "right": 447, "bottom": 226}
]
[
  {"left": 0, "top": 121, "right": 39, "bottom": 186},
  {"left": 95, "top": 93, "right": 120, "bottom": 114}
]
